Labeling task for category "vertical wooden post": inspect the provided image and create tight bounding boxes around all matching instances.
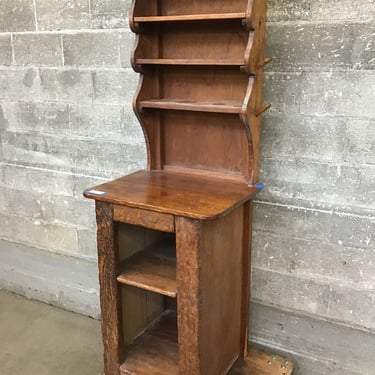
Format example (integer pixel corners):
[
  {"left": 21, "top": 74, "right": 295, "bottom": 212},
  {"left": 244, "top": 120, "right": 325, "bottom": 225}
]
[
  {"left": 240, "top": 200, "right": 253, "bottom": 357},
  {"left": 175, "top": 217, "right": 202, "bottom": 374},
  {"left": 96, "top": 201, "right": 124, "bottom": 375}
]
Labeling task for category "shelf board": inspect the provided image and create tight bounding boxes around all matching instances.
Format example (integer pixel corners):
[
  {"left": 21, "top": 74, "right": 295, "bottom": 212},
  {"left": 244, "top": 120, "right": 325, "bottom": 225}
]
[
  {"left": 119, "top": 309, "right": 293, "bottom": 375},
  {"left": 120, "top": 310, "right": 178, "bottom": 375},
  {"left": 136, "top": 58, "right": 244, "bottom": 66},
  {"left": 140, "top": 99, "right": 243, "bottom": 114},
  {"left": 134, "top": 12, "right": 246, "bottom": 23},
  {"left": 117, "top": 239, "right": 177, "bottom": 298}
]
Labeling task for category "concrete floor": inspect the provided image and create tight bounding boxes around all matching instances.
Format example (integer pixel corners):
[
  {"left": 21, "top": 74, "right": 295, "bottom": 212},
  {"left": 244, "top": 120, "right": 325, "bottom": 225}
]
[{"left": 0, "top": 290, "right": 103, "bottom": 375}]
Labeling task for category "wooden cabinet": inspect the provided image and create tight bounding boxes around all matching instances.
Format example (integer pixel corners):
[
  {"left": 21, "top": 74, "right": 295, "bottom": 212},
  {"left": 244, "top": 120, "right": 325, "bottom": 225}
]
[{"left": 84, "top": 1, "right": 293, "bottom": 374}]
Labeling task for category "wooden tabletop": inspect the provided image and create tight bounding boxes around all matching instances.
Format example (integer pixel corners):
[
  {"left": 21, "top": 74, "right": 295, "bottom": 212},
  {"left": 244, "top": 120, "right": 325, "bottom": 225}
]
[{"left": 84, "top": 170, "right": 260, "bottom": 220}]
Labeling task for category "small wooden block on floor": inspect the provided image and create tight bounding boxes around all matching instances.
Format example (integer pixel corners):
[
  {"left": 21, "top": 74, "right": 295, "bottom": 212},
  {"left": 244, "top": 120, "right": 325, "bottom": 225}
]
[{"left": 229, "top": 348, "right": 294, "bottom": 375}]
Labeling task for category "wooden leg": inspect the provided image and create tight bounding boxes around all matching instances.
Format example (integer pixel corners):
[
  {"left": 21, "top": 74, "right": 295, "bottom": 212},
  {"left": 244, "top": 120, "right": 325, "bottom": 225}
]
[
  {"left": 175, "top": 217, "right": 201, "bottom": 374},
  {"left": 240, "top": 200, "right": 253, "bottom": 357},
  {"left": 96, "top": 201, "right": 124, "bottom": 375}
]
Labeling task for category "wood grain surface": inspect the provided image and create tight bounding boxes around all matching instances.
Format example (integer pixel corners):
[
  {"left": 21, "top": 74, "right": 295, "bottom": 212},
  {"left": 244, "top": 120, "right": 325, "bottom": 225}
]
[
  {"left": 85, "top": 170, "right": 260, "bottom": 220},
  {"left": 117, "top": 238, "right": 177, "bottom": 297}
]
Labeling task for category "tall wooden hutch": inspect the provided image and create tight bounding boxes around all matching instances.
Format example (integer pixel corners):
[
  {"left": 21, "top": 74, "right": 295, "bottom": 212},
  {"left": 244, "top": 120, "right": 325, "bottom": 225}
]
[{"left": 84, "top": 1, "right": 293, "bottom": 374}]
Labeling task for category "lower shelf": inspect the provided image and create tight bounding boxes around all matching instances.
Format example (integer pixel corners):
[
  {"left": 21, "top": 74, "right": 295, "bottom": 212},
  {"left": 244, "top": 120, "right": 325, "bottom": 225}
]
[
  {"left": 119, "top": 310, "right": 293, "bottom": 375},
  {"left": 120, "top": 310, "right": 178, "bottom": 375}
]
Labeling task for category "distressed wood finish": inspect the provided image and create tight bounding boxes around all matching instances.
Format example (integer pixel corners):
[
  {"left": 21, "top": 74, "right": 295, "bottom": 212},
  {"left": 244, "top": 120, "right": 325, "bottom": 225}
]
[
  {"left": 114, "top": 205, "right": 174, "bottom": 232},
  {"left": 240, "top": 200, "right": 253, "bottom": 356},
  {"left": 175, "top": 217, "right": 202, "bottom": 374},
  {"left": 96, "top": 201, "right": 124, "bottom": 375}
]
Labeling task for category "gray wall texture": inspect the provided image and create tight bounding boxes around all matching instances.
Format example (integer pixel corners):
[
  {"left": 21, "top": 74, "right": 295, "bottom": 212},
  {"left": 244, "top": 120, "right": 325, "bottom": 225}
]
[{"left": 0, "top": 1, "right": 374, "bottom": 374}]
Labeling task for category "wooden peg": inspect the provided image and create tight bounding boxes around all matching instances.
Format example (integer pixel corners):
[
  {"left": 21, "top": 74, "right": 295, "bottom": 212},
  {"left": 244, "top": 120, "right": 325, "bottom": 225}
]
[
  {"left": 255, "top": 103, "right": 271, "bottom": 117},
  {"left": 257, "top": 57, "right": 272, "bottom": 69}
]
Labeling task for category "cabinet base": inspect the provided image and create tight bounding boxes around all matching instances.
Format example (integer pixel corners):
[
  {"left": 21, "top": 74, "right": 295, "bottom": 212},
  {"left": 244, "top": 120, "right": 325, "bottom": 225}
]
[{"left": 101, "top": 344, "right": 294, "bottom": 375}]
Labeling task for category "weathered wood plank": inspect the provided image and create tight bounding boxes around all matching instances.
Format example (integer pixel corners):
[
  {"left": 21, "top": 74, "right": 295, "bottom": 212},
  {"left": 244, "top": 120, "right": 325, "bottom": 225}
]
[{"left": 96, "top": 201, "right": 124, "bottom": 375}]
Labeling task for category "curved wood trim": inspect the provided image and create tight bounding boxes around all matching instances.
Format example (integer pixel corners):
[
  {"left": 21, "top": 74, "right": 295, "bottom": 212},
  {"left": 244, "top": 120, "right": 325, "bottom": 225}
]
[
  {"left": 129, "top": 0, "right": 139, "bottom": 33},
  {"left": 132, "top": 73, "right": 152, "bottom": 170},
  {"left": 243, "top": 31, "right": 255, "bottom": 75},
  {"left": 240, "top": 77, "right": 256, "bottom": 185},
  {"left": 244, "top": 0, "right": 255, "bottom": 30},
  {"left": 130, "top": 32, "right": 142, "bottom": 73}
]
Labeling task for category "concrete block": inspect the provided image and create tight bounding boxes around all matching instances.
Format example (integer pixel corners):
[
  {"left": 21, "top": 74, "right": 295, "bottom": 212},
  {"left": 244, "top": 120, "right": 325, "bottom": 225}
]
[
  {"left": 0, "top": 0, "right": 35, "bottom": 32},
  {"left": 253, "top": 267, "right": 375, "bottom": 332},
  {"left": 250, "top": 303, "right": 375, "bottom": 375},
  {"left": 352, "top": 23, "right": 375, "bottom": 70},
  {"left": 261, "top": 115, "right": 346, "bottom": 163},
  {"left": 35, "top": 0, "right": 90, "bottom": 31},
  {"left": 120, "top": 31, "right": 135, "bottom": 69},
  {"left": 1, "top": 129, "right": 146, "bottom": 178},
  {"left": 345, "top": 118, "right": 375, "bottom": 165},
  {"left": 254, "top": 202, "right": 375, "bottom": 250},
  {"left": 0, "top": 186, "right": 96, "bottom": 231},
  {"left": 267, "top": 0, "right": 311, "bottom": 22},
  {"left": 337, "top": 164, "right": 375, "bottom": 210},
  {"left": 1, "top": 130, "right": 75, "bottom": 170},
  {"left": 69, "top": 103, "right": 143, "bottom": 143},
  {"left": 0, "top": 100, "right": 69, "bottom": 133},
  {"left": 13, "top": 33, "right": 63, "bottom": 66},
  {"left": 0, "top": 68, "right": 40, "bottom": 101},
  {"left": 0, "top": 35, "right": 12, "bottom": 66},
  {"left": 71, "top": 138, "right": 146, "bottom": 178},
  {"left": 300, "top": 71, "right": 375, "bottom": 118},
  {"left": 0, "top": 239, "right": 100, "bottom": 317},
  {"left": 40, "top": 68, "right": 94, "bottom": 103},
  {"left": 259, "top": 159, "right": 375, "bottom": 212},
  {"left": 77, "top": 230, "right": 98, "bottom": 258},
  {"left": 0, "top": 163, "right": 75, "bottom": 196},
  {"left": 0, "top": 102, "right": 9, "bottom": 130},
  {"left": 310, "top": 0, "right": 375, "bottom": 21},
  {"left": 327, "top": 284, "right": 375, "bottom": 331},
  {"left": 266, "top": 23, "right": 354, "bottom": 71},
  {"left": 0, "top": 212, "right": 78, "bottom": 255},
  {"left": 91, "top": 0, "right": 131, "bottom": 29},
  {"left": 93, "top": 69, "right": 139, "bottom": 104},
  {"left": 63, "top": 32, "right": 121, "bottom": 67},
  {"left": 252, "top": 267, "right": 331, "bottom": 317},
  {"left": 264, "top": 72, "right": 303, "bottom": 116},
  {"left": 252, "top": 232, "right": 375, "bottom": 291}
]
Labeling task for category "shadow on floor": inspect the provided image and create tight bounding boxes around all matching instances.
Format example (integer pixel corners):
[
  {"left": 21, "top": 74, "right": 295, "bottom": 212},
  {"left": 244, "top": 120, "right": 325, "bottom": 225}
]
[{"left": 0, "top": 290, "right": 103, "bottom": 375}]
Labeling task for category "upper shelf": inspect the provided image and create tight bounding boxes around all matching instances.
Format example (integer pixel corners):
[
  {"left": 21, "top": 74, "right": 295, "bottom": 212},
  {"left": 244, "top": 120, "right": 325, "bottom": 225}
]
[
  {"left": 133, "top": 12, "right": 246, "bottom": 23},
  {"left": 140, "top": 99, "right": 243, "bottom": 114},
  {"left": 136, "top": 58, "right": 244, "bottom": 66}
]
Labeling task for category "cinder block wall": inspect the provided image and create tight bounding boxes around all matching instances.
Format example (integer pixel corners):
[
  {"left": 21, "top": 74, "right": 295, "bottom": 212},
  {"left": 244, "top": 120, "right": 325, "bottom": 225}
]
[{"left": 0, "top": 1, "right": 373, "bottom": 374}]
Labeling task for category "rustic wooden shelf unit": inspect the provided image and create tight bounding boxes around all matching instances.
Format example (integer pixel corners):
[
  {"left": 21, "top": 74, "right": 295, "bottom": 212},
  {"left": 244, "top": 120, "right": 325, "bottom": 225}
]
[{"left": 84, "top": 1, "right": 293, "bottom": 374}]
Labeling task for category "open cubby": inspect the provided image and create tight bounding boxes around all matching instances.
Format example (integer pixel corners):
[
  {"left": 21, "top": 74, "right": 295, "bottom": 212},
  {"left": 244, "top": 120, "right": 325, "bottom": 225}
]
[
  {"left": 118, "top": 236, "right": 177, "bottom": 297},
  {"left": 134, "top": 22, "right": 250, "bottom": 62},
  {"left": 84, "top": 1, "right": 294, "bottom": 374}
]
